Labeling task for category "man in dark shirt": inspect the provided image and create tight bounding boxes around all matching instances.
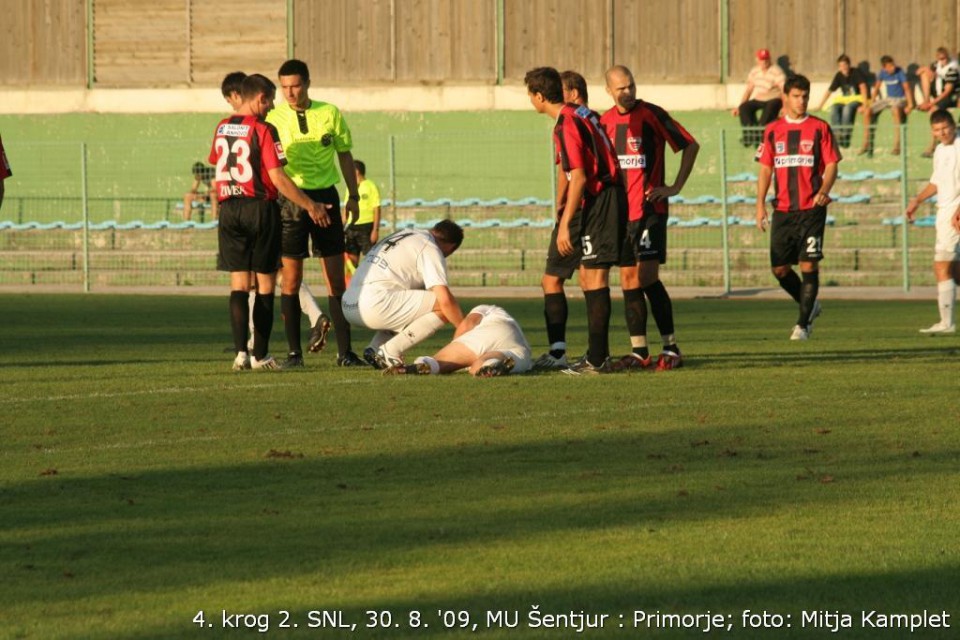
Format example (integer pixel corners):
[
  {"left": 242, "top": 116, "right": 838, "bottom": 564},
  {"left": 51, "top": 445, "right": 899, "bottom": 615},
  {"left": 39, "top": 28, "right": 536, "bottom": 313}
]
[{"left": 813, "top": 54, "right": 870, "bottom": 151}]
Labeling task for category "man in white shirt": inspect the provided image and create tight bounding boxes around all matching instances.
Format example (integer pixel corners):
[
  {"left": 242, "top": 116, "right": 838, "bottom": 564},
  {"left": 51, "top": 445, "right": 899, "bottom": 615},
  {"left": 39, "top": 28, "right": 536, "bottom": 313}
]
[
  {"left": 343, "top": 220, "right": 465, "bottom": 366},
  {"left": 905, "top": 110, "right": 960, "bottom": 334},
  {"left": 384, "top": 305, "right": 533, "bottom": 377},
  {"left": 733, "top": 48, "right": 786, "bottom": 146}
]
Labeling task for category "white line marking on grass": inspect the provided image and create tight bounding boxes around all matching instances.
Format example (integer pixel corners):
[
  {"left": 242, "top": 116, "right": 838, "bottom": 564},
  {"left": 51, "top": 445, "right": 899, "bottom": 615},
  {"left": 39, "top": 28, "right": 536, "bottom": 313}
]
[{"left": 0, "top": 379, "right": 356, "bottom": 405}]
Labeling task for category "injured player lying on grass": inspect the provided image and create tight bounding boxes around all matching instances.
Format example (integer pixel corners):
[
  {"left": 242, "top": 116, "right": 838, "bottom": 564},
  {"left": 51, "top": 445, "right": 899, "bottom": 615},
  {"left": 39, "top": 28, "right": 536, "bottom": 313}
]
[{"left": 383, "top": 305, "right": 532, "bottom": 377}]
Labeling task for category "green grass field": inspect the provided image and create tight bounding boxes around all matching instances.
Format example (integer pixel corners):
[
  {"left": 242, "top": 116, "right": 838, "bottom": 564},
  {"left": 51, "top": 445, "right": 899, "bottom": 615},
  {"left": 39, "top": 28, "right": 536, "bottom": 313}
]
[{"left": 3, "top": 294, "right": 959, "bottom": 638}]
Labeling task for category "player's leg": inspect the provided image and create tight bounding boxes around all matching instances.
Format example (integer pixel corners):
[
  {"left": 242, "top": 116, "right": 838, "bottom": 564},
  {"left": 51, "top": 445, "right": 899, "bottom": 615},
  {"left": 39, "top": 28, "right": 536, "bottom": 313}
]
[
  {"left": 229, "top": 271, "right": 252, "bottom": 370},
  {"left": 536, "top": 212, "right": 580, "bottom": 369},
  {"left": 794, "top": 207, "right": 827, "bottom": 338},
  {"left": 619, "top": 219, "right": 650, "bottom": 368},
  {"left": 470, "top": 350, "right": 518, "bottom": 377},
  {"left": 249, "top": 202, "right": 282, "bottom": 368},
  {"left": 366, "top": 290, "right": 441, "bottom": 368},
  {"left": 633, "top": 215, "right": 679, "bottom": 368},
  {"left": 922, "top": 222, "right": 960, "bottom": 332}
]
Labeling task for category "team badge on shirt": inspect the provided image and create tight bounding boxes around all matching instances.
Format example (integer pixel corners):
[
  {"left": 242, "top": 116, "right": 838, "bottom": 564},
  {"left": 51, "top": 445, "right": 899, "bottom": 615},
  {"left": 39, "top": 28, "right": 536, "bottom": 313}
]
[
  {"left": 775, "top": 141, "right": 785, "bottom": 154},
  {"left": 755, "top": 144, "right": 765, "bottom": 160},
  {"left": 801, "top": 140, "right": 814, "bottom": 153},
  {"left": 627, "top": 136, "right": 642, "bottom": 153}
]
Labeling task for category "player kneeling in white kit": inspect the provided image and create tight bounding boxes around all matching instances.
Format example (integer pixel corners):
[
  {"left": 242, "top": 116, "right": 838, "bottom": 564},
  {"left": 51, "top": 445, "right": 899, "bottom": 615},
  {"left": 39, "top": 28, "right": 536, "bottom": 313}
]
[
  {"left": 384, "top": 305, "right": 533, "bottom": 377},
  {"left": 342, "top": 220, "right": 465, "bottom": 367}
]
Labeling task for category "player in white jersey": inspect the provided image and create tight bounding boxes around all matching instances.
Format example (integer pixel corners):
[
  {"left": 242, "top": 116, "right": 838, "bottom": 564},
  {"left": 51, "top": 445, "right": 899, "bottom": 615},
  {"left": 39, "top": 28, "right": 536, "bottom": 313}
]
[
  {"left": 342, "top": 220, "right": 465, "bottom": 366},
  {"left": 906, "top": 109, "right": 960, "bottom": 334},
  {"left": 384, "top": 305, "right": 533, "bottom": 377}
]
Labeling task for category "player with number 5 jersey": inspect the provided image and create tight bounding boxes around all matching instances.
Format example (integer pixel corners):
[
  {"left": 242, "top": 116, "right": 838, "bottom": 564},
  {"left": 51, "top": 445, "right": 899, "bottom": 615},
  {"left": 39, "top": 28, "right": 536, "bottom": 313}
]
[
  {"left": 208, "top": 73, "right": 329, "bottom": 372},
  {"left": 755, "top": 74, "right": 841, "bottom": 341}
]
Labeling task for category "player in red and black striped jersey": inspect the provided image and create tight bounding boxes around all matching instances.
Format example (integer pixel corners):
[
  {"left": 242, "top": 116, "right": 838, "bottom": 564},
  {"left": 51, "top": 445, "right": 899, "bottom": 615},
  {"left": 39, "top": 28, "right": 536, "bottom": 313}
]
[
  {"left": 756, "top": 74, "right": 841, "bottom": 341},
  {"left": 526, "top": 66, "right": 627, "bottom": 373},
  {"left": 601, "top": 65, "right": 699, "bottom": 371},
  {"left": 208, "top": 73, "right": 330, "bottom": 371}
]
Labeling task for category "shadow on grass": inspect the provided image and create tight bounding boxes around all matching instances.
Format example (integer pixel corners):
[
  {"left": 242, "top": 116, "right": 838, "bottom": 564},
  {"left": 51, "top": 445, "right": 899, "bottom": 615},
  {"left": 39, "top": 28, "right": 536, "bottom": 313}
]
[{"left": 4, "top": 427, "right": 957, "bottom": 624}]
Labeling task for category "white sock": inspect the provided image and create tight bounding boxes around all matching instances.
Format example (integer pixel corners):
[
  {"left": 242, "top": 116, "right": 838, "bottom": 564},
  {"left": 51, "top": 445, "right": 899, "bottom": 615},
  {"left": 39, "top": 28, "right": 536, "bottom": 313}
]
[
  {"left": 247, "top": 290, "right": 256, "bottom": 349},
  {"left": 298, "top": 282, "right": 323, "bottom": 326},
  {"left": 414, "top": 356, "right": 441, "bottom": 375},
  {"left": 367, "top": 330, "right": 396, "bottom": 351},
  {"left": 550, "top": 341, "right": 566, "bottom": 352},
  {"left": 383, "top": 313, "right": 445, "bottom": 358},
  {"left": 937, "top": 279, "right": 956, "bottom": 326}
]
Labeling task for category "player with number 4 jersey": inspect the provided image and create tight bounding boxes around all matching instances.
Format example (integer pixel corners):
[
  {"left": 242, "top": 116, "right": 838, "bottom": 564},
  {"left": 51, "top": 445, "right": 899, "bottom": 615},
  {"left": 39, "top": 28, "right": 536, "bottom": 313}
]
[
  {"left": 755, "top": 74, "right": 841, "bottom": 341},
  {"left": 601, "top": 65, "right": 699, "bottom": 371}
]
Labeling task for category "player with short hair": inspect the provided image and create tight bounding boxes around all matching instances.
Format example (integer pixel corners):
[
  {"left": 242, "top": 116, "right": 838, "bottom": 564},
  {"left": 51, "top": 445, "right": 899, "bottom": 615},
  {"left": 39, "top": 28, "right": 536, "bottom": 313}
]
[
  {"left": 343, "top": 159, "right": 381, "bottom": 268},
  {"left": 526, "top": 66, "right": 627, "bottom": 374},
  {"left": 755, "top": 74, "right": 841, "bottom": 341},
  {"left": 384, "top": 304, "right": 532, "bottom": 377},
  {"left": 343, "top": 220, "right": 465, "bottom": 368},
  {"left": 905, "top": 109, "right": 960, "bottom": 334},
  {"left": 266, "top": 59, "right": 364, "bottom": 368},
  {"left": 601, "top": 64, "right": 699, "bottom": 371},
  {"left": 209, "top": 73, "right": 328, "bottom": 371},
  {"left": 221, "top": 71, "right": 246, "bottom": 112},
  {"left": 533, "top": 69, "right": 601, "bottom": 370}
]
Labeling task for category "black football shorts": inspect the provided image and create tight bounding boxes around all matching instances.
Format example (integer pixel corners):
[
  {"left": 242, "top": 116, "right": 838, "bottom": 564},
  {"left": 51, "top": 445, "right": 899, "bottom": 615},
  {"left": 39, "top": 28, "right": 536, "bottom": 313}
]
[
  {"left": 770, "top": 206, "right": 827, "bottom": 266},
  {"left": 216, "top": 198, "right": 281, "bottom": 274}
]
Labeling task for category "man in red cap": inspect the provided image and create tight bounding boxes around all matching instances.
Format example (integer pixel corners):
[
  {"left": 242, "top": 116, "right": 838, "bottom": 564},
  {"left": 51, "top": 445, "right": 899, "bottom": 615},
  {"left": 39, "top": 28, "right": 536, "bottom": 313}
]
[{"left": 733, "top": 48, "right": 787, "bottom": 146}]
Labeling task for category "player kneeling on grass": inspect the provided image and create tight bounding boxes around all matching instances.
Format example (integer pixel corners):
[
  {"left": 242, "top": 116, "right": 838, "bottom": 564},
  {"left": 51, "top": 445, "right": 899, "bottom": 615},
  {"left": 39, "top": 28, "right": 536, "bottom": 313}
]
[
  {"left": 342, "top": 220, "right": 465, "bottom": 368},
  {"left": 905, "top": 109, "right": 960, "bottom": 334},
  {"left": 384, "top": 305, "right": 532, "bottom": 377}
]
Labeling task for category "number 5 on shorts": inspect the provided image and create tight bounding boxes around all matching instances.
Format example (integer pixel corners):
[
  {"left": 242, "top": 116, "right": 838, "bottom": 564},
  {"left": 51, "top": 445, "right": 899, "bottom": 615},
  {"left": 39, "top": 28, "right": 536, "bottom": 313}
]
[{"left": 581, "top": 235, "right": 593, "bottom": 256}]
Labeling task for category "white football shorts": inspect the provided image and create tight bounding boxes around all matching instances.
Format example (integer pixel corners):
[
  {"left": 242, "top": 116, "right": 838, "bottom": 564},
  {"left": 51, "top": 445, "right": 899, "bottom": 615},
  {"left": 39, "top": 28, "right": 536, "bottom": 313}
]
[{"left": 343, "top": 286, "right": 437, "bottom": 332}]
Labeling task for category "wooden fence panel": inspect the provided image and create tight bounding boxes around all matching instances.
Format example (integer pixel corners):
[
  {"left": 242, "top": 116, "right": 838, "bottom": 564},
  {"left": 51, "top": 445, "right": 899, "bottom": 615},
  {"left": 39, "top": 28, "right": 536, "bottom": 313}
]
[
  {"left": 293, "top": 0, "right": 395, "bottom": 84},
  {"left": 729, "top": 0, "right": 838, "bottom": 81},
  {"left": 190, "top": 0, "right": 286, "bottom": 84},
  {"left": 614, "top": 0, "right": 721, "bottom": 83},
  {"left": 843, "top": 0, "right": 958, "bottom": 81},
  {"left": 503, "top": 0, "right": 610, "bottom": 82},
  {"left": 395, "top": 0, "right": 495, "bottom": 81},
  {"left": 94, "top": 0, "right": 189, "bottom": 86},
  {"left": 0, "top": 0, "right": 85, "bottom": 86}
]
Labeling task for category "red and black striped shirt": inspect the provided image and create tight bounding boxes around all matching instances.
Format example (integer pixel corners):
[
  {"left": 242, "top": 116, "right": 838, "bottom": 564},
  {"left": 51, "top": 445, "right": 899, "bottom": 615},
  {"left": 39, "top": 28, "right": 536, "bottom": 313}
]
[
  {"left": 756, "top": 115, "right": 841, "bottom": 212},
  {"left": 600, "top": 101, "right": 696, "bottom": 221},
  {"left": 208, "top": 115, "right": 287, "bottom": 201},
  {"left": 553, "top": 104, "right": 620, "bottom": 206}
]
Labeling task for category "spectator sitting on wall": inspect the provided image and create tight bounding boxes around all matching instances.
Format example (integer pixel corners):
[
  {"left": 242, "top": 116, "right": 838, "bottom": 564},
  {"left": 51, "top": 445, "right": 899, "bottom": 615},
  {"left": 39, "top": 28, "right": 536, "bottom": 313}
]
[
  {"left": 733, "top": 48, "right": 786, "bottom": 147},
  {"left": 183, "top": 161, "right": 217, "bottom": 221}
]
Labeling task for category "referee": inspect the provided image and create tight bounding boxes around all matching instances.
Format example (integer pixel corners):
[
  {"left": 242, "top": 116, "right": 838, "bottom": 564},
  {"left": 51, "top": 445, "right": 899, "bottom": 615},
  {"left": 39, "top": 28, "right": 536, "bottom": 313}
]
[{"left": 266, "top": 59, "right": 365, "bottom": 368}]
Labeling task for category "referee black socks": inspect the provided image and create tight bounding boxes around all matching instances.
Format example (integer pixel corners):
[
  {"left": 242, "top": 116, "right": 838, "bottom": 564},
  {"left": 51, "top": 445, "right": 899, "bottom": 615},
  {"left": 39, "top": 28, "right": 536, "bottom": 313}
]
[{"left": 281, "top": 293, "right": 302, "bottom": 354}]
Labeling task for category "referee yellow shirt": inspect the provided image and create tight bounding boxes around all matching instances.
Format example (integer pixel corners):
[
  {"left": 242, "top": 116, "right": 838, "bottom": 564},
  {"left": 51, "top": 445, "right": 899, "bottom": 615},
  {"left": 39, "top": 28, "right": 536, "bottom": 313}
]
[
  {"left": 266, "top": 100, "right": 353, "bottom": 189},
  {"left": 353, "top": 178, "right": 381, "bottom": 225}
]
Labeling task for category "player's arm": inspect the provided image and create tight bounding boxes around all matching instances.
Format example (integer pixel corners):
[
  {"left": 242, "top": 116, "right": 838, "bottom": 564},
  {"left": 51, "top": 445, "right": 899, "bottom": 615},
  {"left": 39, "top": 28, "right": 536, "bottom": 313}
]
[
  {"left": 648, "top": 141, "right": 700, "bottom": 202},
  {"left": 906, "top": 182, "right": 938, "bottom": 221},
  {"left": 371, "top": 204, "right": 381, "bottom": 244},
  {"left": 453, "top": 312, "right": 483, "bottom": 339},
  {"left": 755, "top": 163, "right": 773, "bottom": 232},
  {"left": 556, "top": 166, "right": 569, "bottom": 213},
  {"left": 431, "top": 284, "right": 464, "bottom": 327},
  {"left": 338, "top": 151, "right": 361, "bottom": 224},
  {"left": 267, "top": 167, "right": 331, "bottom": 226},
  {"left": 814, "top": 163, "right": 838, "bottom": 207},
  {"left": 557, "top": 168, "right": 585, "bottom": 256}
]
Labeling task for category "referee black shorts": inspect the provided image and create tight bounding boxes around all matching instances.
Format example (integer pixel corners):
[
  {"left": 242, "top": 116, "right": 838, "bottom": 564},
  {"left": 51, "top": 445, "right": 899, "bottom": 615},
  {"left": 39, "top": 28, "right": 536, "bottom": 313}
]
[
  {"left": 216, "top": 198, "right": 281, "bottom": 274},
  {"left": 280, "top": 186, "right": 346, "bottom": 259},
  {"left": 770, "top": 205, "right": 828, "bottom": 266}
]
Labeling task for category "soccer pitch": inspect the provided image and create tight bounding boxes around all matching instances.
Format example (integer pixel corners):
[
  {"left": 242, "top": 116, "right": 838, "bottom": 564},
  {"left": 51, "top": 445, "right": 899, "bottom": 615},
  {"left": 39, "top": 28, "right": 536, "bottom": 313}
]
[{"left": 3, "top": 294, "right": 958, "bottom": 638}]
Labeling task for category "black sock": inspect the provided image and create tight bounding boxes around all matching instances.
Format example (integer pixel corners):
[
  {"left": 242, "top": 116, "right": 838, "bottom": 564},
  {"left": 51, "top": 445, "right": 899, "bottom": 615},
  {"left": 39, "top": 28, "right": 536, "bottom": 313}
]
[
  {"left": 251, "top": 293, "right": 275, "bottom": 360},
  {"left": 281, "top": 293, "right": 302, "bottom": 354},
  {"left": 776, "top": 269, "right": 803, "bottom": 303},
  {"left": 328, "top": 295, "right": 352, "bottom": 356},
  {"left": 799, "top": 271, "right": 820, "bottom": 327},
  {"left": 583, "top": 287, "right": 611, "bottom": 366},
  {"left": 543, "top": 292, "right": 568, "bottom": 349},
  {"left": 623, "top": 287, "right": 648, "bottom": 355},
  {"left": 643, "top": 280, "right": 676, "bottom": 339},
  {"left": 229, "top": 290, "right": 249, "bottom": 353}
]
